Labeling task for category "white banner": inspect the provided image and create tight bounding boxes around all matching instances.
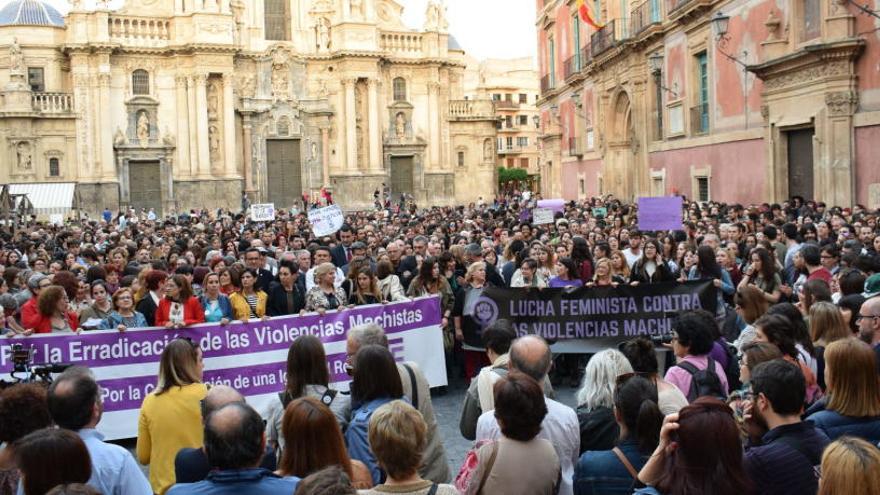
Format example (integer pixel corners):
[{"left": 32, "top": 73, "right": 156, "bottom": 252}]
[
  {"left": 533, "top": 207, "right": 554, "bottom": 225},
  {"left": 308, "top": 204, "right": 345, "bottom": 237},
  {"left": 250, "top": 203, "right": 276, "bottom": 222}
]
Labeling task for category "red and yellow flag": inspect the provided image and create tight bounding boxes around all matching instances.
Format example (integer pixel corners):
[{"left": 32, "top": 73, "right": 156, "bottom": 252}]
[{"left": 576, "top": 0, "right": 604, "bottom": 29}]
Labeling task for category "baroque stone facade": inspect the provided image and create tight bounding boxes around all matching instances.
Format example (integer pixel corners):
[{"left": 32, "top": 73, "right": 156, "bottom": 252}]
[{"left": 0, "top": 0, "right": 497, "bottom": 216}]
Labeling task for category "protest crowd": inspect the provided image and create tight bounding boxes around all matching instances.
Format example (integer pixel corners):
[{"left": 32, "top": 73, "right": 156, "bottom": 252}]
[{"left": 0, "top": 192, "right": 880, "bottom": 495}]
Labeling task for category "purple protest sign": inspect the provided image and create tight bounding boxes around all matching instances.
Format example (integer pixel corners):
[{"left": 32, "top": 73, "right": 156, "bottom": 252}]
[
  {"left": 0, "top": 297, "right": 445, "bottom": 440},
  {"left": 638, "top": 196, "right": 683, "bottom": 231}
]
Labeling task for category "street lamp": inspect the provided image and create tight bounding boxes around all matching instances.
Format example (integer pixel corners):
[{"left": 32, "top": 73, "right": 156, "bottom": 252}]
[
  {"left": 712, "top": 10, "right": 751, "bottom": 129},
  {"left": 648, "top": 51, "right": 663, "bottom": 74},
  {"left": 711, "top": 11, "right": 730, "bottom": 40}
]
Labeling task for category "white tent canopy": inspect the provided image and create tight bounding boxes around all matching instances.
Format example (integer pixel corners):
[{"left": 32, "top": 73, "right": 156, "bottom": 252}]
[{"left": 8, "top": 183, "right": 77, "bottom": 216}]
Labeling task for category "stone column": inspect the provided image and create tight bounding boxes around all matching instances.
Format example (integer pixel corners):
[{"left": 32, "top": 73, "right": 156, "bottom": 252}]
[
  {"left": 822, "top": 91, "right": 858, "bottom": 207},
  {"left": 321, "top": 126, "right": 330, "bottom": 186},
  {"left": 428, "top": 81, "right": 440, "bottom": 170},
  {"left": 367, "top": 78, "right": 381, "bottom": 171},
  {"left": 175, "top": 75, "right": 191, "bottom": 178},
  {"left": 344, "top": 78, "right": 357, "bottom": 171},
  {"left": 222, "top": 73, "right": 237, "bottom": 178},
  {"left": 187, "top": 75, "right": 198, "bottom": 176},
  {"left": 194, "top": 73, "right": 210, "bottom": 177},
  {"left": 335, "top": 83, "right": 347, "bottom": 172},
  {"left": 242, "top": 113, "right": 254, "bottom": 192},
  {"left": 98, "top": 73, "right": 115, "bottom": 180}
]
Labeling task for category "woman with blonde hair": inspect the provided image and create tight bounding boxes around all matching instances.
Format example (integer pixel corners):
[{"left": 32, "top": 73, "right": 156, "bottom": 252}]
[
  {"left": 806, "top": 338, "right": 880, "bottom": 443},
  {"left": 818, "top": 436, "right": 880, "bottom": 495},
  {"left": 575, "top": 349, "right": 633, "bottom": 453},
  {"left": 453, "top": 261, "right": 491, "bottom": 379},
  {"left": 137, "top": 338, "right": 207, "bottom": 494},
  {"left": 609, "top": 250, "right": 631, "bottom": 282},
  {"left": 305, "top": 262, "right": 348, "bottom": 313},
  {"left": 810, "top": 301, "right": 852, "bottom": 390},
  {"left": 588, "top": 258, "right": 625, "bottom": 287}
]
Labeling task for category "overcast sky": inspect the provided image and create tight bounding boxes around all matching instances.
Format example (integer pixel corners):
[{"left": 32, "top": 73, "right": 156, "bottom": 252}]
[{"left": 43, "top": 0, "right": 537, "bottom": 60}]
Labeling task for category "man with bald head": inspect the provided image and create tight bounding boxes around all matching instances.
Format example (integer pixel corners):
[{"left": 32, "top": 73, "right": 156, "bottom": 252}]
[
  {"left": 857, "top": 296, "right": 880, "bottom": 375},
  {"left": 47, "top": 367, "right": 152, "bottom": 495},
  {"left": 168, "top": 402, "right": 298, "bottom": 494},
  {"left": 174, "top": 385, "right": 277, "bottom": 483},
  {"left": 474, "top": 335, "right": 580, "bottom": 495}
]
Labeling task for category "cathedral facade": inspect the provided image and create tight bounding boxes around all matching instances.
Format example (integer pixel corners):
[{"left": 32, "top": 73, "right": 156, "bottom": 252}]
[{"left": 0, "top": 0, "right": 498, "bottom": 216}]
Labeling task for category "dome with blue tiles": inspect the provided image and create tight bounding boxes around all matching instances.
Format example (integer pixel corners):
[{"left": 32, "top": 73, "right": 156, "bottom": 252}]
[{"left": 0, "top": 0, "right": 65, "bottom": 27}]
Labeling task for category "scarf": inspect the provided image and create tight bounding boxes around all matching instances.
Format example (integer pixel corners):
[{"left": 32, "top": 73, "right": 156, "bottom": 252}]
[{"left": 477, "top": 353, "right": 509, "bottom": 412}]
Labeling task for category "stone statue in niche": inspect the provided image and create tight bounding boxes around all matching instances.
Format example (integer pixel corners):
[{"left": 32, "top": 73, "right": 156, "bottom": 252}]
[
  {"left": 207, "top": 81, "right": 220, "bottom": 121},
  {"left": 316, "top": 17, "right": 331, "bottom": 51},
  {"left": 483, "top": 139, "right": 493, "bottom": 161},
  {"left": 395, "top": 113, "right": 406, "bottom": 139},
  {"left": 15, "top": 141, "right": 32, "bottom": 170},
  {"left": 9, "top": 38, "right": 23, "bottom": 72},
  {"left": 311, "top": 141, "right": 318, "bottom": 160},
  {"left": 349, "top": 0, "right": 364, "bottom": 19},
  {"left": 209, "top": 124, "right": 221, "bottom": 160},
  {"left": 136, "top": 111, "right": 150, "bottom": 146}
]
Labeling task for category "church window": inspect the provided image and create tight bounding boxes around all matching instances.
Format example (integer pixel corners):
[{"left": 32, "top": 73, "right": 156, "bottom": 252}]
[
  {"left": 264, "top": 0, "right": 290, "bottom": 41},
  {"left": 49, "top": 158, "right": 60, "bottom": 177},
  {"left": 393, "top": 77, "right": 407, "bottom": 101},
  {"left": 132, "top": 70, "right": 150, "bottom": 95}
]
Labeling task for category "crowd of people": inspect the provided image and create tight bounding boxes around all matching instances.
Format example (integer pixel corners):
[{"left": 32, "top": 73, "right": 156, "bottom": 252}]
[{"left": 0, "top": 192, "right": 879, "bottom": 494}]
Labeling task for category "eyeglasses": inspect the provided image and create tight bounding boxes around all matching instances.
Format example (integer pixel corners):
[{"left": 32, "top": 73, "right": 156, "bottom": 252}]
[{"left": 855, "top": 314, "right": 880, "bottom": 323}]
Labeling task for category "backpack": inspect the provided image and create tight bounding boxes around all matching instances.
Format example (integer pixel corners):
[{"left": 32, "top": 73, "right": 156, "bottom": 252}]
[
  {"left": 720, "top": 342, "right": 742, "bottom": 393},
  {"left": 676, "top": 357, "right": 726, "bottom": 402}
]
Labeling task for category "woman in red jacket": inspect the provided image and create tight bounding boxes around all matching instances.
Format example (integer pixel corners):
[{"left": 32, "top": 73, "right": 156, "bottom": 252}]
[
  {"left": 155, "top": 274, "right": 205, "bottom": 329},
  {"left": 32, "top": 285, "right": 79, "bottom": 334}
]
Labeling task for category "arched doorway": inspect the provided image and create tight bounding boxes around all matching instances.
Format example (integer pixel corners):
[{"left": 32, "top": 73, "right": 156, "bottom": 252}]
[{"left": 604, "top": 90, "right": 637, "bottom": 200}]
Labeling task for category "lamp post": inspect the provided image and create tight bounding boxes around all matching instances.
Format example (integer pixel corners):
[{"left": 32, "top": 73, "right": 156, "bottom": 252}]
[
  {"left": 649, "top": 52, "right": 664, "bottom": 140},
  {"left": 712, "top": 11, "right": 751, "bottom": 129}
]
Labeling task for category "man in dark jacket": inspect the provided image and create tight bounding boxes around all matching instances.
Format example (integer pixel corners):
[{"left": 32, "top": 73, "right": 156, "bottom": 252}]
[
  {"left": 244, "top": 248, "right": 274, "bottom": 293},
  {"left": 743, "top": 359, "right": 830, "bottom": 495}
]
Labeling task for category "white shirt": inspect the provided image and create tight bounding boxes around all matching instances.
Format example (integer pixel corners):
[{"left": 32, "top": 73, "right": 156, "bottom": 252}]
[
  {"left": 623, "top": 248, "right": 642, "bottom": 268},
  {"left": 305, "top": 266, "right": 345, "bottom": 291},
  {"left": 476, "top": 396, "right": 579, "bottom": 495}
]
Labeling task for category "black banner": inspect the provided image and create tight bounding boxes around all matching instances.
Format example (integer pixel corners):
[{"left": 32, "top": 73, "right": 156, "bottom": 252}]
[{"left": 472, "top": 281, "right": 717, "bottom": 342}]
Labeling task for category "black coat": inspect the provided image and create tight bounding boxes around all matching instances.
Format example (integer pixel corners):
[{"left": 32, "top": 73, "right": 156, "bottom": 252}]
[
  {"left": 266, "top": 282, "right": 305, "bottom": 316},
  {"left": 255, "top": 268, "right": 274, "bottom": 293},
  {"left": 136, "top": 295, "right": 158, "bottom": 327}
]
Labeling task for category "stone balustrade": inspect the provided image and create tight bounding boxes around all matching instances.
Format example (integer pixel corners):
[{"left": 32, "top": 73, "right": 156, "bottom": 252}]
[
  {"left": 379, "top": 31, "right": 423, "bottom": 55},
  {"left": 32, "top": 92, "right": 73, "bottom": 113},
  {"left": 448, "top": 99, "right": 496, "bottom": 120},
  {"left": 109, "top": 16, "right": 172, "bottom": 45}
]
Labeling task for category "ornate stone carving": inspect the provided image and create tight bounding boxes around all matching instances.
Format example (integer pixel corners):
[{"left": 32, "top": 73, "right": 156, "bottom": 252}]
[
  {"left": 762, "top": 61, "right": 849, "bottom": 90},
  {"left": 207, "top": 80, "right": 221, "bottom": 120},
  {"left": 760, "top": 104, "right": 770, "bottom": 122},
  {"left": 315, "top": 17, "right": 331, "bottom": 52},
  {"left": 423, "top": 1, "right": 448, "bottom": 32},
  {"left": 483, "top": 138, "right": 493, "bottom": 162},
  {"left": 349, "top": 0, "right": 364, "bottom": 19},
  {"left": 162, "top": 127, "right": 176, "bottom": 146},
  {"left": 235, "top": 74, "right": 256, "bottom": 98},
  {"left": 9, "top": 37, "right": 23, "bottom": 72},
  {"left": 15, "top": 141, "right": 32, "bottom": 170},
  {"left": 114, "top": 127, "right": 126, "bottom": 146},
  {"left": 269, "top": 47, "right": 292, "bottom": 101},
  {"left": 209, "top": 124, "right": 221, "bottom": 160},
  {"left": 395, "top": 112, "right": 406, "bottom": 139},
  {"left": 825, "top": 91, "right": 858, "bottom": 116},
  {"left": 136, "top": 111, "right": 150, "bottom": 147}
]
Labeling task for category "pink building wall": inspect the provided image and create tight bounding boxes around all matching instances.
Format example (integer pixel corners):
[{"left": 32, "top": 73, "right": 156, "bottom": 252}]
[
  {"left": 855, "top": 126, "right": 880, "bottom": 206},
  {"left": 561, "top": 159, "right": 604, "bottom": 199}
]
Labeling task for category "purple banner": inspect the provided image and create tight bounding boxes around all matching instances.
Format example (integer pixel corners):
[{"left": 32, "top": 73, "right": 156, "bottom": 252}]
[
  {"left": 638, "top": 196, "right": 683, "bottom": 231},
  {"left": 0, "top": 297, "right": 438, "bottom": 373}
]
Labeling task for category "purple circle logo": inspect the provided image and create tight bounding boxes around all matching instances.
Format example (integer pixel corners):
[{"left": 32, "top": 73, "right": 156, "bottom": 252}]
[{"left": 473, "top": 296, "right": 498, "bottom": 327}]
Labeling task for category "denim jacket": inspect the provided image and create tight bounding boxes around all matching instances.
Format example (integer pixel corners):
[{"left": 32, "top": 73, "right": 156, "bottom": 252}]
[{"left": 573, "top": 439, "right": 647, "bottom": 495}]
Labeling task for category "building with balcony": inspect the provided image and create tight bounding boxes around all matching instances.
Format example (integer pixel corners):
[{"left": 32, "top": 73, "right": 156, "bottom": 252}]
[
  {"left": 464, "top": 57, "right": 541, "bottom": 188},
  {"left": 0, "top": 0, "right": 497, "bottom": 216},
  {"left": 535, "top": 0, "right": 880, "bottom": 208}
]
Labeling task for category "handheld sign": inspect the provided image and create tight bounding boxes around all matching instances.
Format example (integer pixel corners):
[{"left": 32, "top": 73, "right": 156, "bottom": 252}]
[
  {"left": 308, "top": 204, "right": 345, "bottom": 237},
  {"left": 533, "top": 207, "right": 555, "bottom": 225},
  {"left": 591, "top": 207, "right": 607, "bottom": 218},
  {"left": 250, "top": 203, "right": 275, "bottom": 222},
  {"left": 637, "top": 196, "right": 683, "bottom": 231}
]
